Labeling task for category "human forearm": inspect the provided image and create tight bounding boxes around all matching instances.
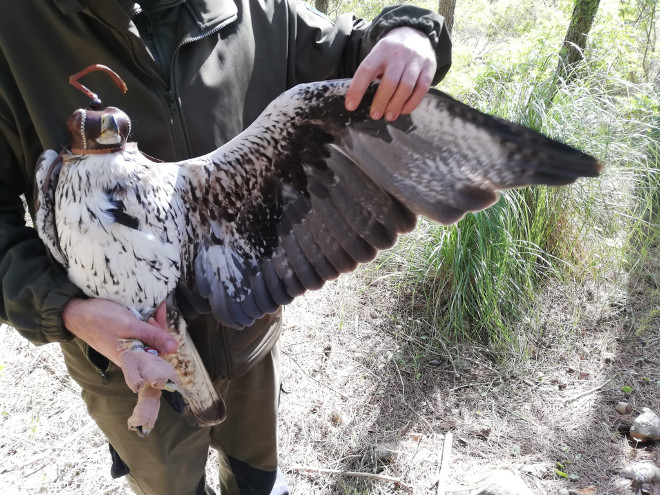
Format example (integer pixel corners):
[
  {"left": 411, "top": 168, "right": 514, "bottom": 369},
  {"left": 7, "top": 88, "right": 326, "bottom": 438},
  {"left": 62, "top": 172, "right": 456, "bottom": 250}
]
[
  {"left": 0, "top": 201, "right": 83, "bottom": 344},
  {"left": 0, "top": 109, "right": 84, "bottom": 344},
  {"left": 288, "top": 2, "right": 451, "bottom": 122},
  {"left": 289, "top": 2, "right": 451, "bottom": 85}
]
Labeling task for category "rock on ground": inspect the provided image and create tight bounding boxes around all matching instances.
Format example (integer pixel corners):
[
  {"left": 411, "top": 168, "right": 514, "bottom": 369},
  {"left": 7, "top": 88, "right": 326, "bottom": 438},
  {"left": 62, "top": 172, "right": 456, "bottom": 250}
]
[{"left": 475, "top": 469, "right": 534, "bottom": 495}]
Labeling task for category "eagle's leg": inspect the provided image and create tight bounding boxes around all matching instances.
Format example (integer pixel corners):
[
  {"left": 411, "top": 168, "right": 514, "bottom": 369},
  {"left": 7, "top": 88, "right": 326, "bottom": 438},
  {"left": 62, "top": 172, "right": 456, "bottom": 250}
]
[
  {"left": 126, "top": 384, "right": 162, "bottom": 437},
  {"left": 119, "top": 339, "right": 181, "bottom": 392},
  {"left": 118, "top": 338, "right": 180, "bottom": 436}
]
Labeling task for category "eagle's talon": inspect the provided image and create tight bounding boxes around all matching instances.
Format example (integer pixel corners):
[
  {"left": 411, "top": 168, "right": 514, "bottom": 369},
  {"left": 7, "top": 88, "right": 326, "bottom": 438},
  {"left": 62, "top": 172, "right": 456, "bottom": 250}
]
[
  {"left": 162, "top": 380, "right": 180, "bottom": 394},
  {"left": 135, "top": 426, "right": 151, "bottom": 437},
  {"left": 118, "top": 340, "right": 179, "bottom": 435}
]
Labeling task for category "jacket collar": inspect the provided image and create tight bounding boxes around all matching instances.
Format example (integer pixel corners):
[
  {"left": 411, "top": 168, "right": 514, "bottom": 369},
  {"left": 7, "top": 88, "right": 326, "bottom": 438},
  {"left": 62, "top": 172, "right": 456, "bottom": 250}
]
[
  {"left": 54, "top": 0, "right": 237, "bottom": 30},
  {"left": 184, "top": 0, "right": 237, "bottom": 30}
]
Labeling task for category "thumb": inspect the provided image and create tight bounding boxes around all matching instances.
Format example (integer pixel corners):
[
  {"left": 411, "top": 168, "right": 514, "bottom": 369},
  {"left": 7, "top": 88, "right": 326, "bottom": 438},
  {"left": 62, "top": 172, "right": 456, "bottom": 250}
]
[{"left": 138, "top": 320, "right": 178, "bottom": 355}]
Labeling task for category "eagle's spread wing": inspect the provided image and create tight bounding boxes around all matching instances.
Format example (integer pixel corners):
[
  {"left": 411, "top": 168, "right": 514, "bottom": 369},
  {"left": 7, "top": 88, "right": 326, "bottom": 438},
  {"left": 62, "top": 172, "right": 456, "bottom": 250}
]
[
  {"left": 181, "top": 80, "right": 601, "bottom": 329},
  {"left": 35, "top": 149, "right": 68, "bottom": 268}
]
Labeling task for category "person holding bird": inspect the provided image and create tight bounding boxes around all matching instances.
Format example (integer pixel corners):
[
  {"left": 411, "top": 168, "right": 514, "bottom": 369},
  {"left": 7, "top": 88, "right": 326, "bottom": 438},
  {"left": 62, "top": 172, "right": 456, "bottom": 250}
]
[{"left": 0, "top": 1, "right": 452, "bottom": 493}]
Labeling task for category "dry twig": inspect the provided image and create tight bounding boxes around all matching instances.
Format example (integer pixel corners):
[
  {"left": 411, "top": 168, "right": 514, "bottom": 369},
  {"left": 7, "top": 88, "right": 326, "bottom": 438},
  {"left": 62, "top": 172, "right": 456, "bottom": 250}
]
[
  {"left": 436, "top": 431, "right": 454, "bottom": 495},
  {"left": 282, "top": 350, "right": 350, "bottom": 400},
  {"left": 448, "top": 381, "right": 489, "bottom": 392},
  {"left": 289, "top": 465, "right": 412, "bottom": 491},
  {"left": 563, "top": 378, "right": 612, "bottom": 404}
]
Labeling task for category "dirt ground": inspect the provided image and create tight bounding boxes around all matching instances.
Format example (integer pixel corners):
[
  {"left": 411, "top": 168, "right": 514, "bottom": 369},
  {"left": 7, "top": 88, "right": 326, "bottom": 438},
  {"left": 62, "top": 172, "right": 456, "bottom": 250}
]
[{"left": 1, "top": 251, "right": 659, "bottom": 494}]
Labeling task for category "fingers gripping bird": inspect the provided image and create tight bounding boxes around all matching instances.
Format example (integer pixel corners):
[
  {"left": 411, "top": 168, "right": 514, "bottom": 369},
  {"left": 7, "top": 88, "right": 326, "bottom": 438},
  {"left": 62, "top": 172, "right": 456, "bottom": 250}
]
[{"left": 35, "top": 64, "right": 602, "bottom": 435}]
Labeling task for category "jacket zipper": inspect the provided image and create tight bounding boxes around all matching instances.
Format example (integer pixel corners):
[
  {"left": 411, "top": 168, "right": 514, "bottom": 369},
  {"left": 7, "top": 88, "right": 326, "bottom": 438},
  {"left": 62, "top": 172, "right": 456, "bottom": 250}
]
[
  {"left": 85, "top": 4, "right": 172, "bottom": 144},
  {"left": 85, "top": 4, "right": 237, "bottom": 160},
  {"left": 167, "top": 12, "right": 238, "bottom": 159},
  {"left": 85, "top": 344, "right": 109, "bottom": 385}
]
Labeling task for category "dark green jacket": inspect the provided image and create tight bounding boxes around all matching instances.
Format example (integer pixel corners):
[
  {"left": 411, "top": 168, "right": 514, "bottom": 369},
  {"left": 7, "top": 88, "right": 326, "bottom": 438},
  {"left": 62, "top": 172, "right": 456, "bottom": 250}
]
[{"left": 0, "top": 0, "right": 451, "bottom": 377}]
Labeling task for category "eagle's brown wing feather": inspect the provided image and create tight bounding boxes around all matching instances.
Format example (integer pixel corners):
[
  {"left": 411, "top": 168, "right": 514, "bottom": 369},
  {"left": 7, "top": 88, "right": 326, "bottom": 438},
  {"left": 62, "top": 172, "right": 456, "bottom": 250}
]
[{"left": 180, "top": 80, "right": 601, "bottom": 329}]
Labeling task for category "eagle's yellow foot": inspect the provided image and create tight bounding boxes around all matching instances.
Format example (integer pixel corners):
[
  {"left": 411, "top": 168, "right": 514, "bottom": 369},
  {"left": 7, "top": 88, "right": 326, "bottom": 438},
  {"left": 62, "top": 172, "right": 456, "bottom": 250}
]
[
  {"left": 127, "top": 385, "right": 161, "bottom": 436},
  {"left": 118, "top": 339, "right": 182, "bottom": 435}
]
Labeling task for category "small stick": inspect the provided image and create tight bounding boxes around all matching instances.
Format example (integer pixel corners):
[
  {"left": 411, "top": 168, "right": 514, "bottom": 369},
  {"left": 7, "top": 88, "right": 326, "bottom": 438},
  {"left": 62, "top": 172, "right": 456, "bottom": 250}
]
[
  {"left": 436, "top": 432, "right": 453, "bottom": 495},
  {"left": 449, "top": 382, "right": 489, "bottom": 392},
  {"left": 289, "top": 465, "right": 412, "bottom": 491},
  {"left": 284, "top": 352, "right": 350, "bottom": 400},
  {"left": 519, "top": 377, "right": 540, "bottom": 388},
  {"left": 563, "top": 378, "right": 612, "bottom": 404}
]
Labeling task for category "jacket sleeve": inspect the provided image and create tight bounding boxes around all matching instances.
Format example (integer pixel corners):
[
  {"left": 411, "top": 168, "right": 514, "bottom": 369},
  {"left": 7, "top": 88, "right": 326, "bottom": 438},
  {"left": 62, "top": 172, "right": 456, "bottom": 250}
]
[
  {"left": 0, "top": 116, "right": 83, "bottom": 345},
  {"left": 285, "top": 1, "right": 452, "bottom": 87}
]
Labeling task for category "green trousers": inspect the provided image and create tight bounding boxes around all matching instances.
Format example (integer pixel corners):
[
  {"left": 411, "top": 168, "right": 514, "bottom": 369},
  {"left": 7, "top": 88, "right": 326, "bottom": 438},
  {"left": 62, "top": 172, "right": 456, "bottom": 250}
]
[{"left": 59, "top": 324, "right": 282, "bottom": 495}]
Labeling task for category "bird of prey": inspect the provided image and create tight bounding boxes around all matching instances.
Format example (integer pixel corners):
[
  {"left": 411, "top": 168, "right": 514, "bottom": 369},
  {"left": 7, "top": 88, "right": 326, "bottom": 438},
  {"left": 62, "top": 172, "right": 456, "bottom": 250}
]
[{"left": 35, "top": 65, "right": 602, "bottom": 434}]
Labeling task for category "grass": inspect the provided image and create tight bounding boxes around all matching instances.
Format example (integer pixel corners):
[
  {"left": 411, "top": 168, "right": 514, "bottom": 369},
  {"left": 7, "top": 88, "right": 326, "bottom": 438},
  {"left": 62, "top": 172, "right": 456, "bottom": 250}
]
[{"left": 387, "top": 189, "right": 561, "bottom": 344}]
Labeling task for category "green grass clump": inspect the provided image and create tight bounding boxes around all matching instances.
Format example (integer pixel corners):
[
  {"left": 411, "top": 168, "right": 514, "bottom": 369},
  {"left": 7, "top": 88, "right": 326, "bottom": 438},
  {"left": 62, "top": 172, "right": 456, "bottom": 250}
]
[{"left": 390, "top": 187, "right": 573, "bottom": 347}]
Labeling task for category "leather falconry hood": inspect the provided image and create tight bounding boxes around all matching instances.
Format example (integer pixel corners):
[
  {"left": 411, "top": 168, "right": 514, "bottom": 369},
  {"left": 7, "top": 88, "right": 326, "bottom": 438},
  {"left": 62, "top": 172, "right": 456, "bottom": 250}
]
[{"left": 67, "top": 64, "right": 131, "bottom": 154}]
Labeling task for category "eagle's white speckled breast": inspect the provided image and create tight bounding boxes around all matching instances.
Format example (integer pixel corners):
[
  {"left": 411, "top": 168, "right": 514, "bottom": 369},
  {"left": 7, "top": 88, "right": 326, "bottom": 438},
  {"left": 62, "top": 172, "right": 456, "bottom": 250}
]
[{"left": 55, "top": 151, "right": 184, "bottom": 317}]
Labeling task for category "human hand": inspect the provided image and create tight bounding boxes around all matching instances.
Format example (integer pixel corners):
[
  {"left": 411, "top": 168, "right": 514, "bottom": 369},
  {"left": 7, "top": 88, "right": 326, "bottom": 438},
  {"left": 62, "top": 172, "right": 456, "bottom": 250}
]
[
  {"left": 345, "top": 26, "right": 437, "bottom": 121},
  {"left": 62, "top": 298, "right": 177, "bottom": 366}
]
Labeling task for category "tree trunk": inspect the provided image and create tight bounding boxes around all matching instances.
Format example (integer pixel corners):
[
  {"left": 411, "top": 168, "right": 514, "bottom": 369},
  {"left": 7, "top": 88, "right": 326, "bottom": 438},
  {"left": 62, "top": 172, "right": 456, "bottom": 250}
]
[
  {"left": 556, "top": 0, "right": 601, "bottom": 82},
  {"left": 639, "top": 0, "right": 657, "bottom": 81},
  {"left": 438, "top": 0, "right": 456, "bottom": 34},
  {"left": 315, "top": 0, "right": 329, "bottom": 15}
]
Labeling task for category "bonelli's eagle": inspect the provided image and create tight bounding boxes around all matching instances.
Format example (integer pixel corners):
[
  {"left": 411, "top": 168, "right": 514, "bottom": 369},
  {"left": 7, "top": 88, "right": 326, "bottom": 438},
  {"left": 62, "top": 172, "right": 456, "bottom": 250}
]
[{"left": 35, "top": 65, "right": 601, "bottom": 434}]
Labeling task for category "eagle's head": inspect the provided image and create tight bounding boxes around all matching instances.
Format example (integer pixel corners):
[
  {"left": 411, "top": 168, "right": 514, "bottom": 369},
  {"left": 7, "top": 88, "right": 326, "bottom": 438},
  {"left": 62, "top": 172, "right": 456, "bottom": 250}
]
[
  {"left": 66, "top": 64, "right": 131, "bottom": 154},
  {"left": 67, "top": 106, "right": 131, "bottom": 153}
]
